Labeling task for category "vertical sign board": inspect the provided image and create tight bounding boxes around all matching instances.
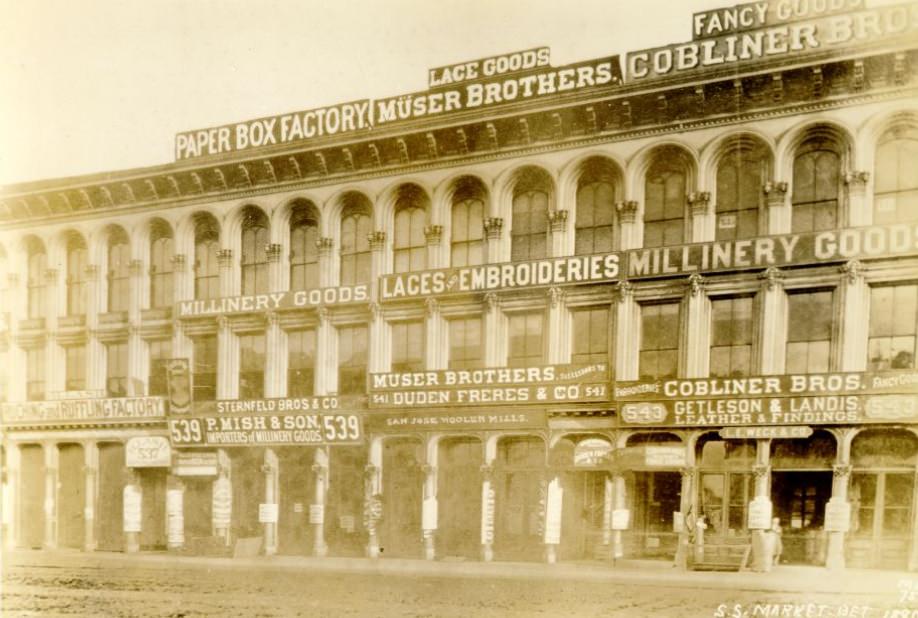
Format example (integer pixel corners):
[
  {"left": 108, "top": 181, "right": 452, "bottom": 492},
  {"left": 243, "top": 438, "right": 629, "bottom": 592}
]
[
  {"left": 543, "top": 478, "right": 563, "bottom": 545},
  {"left": 309, "top": 504, "right": 324, "bottom": 525},
  {"left": 123, "top": 485, "right": 142, "bottom": 533},
  {"left": 824, "top": 499, "right": 851, "bottom": 532},
  {"left": 166, "top": 488, "right": 184, "bottom": 546},
  {"left": 611, "top": 509, "right": 631, "bottom": 530},
  {"left": 481, "top": 481, "right": 496, "bottom": 545},
  {"left": 165, "top": 359, "right": 191, "bottom": 415},
  {"left": 212, "top": 477, "right": 232, "bottom": 529},
  {"left": 422, "top": 497, "right": 438, "bottom": 532}
]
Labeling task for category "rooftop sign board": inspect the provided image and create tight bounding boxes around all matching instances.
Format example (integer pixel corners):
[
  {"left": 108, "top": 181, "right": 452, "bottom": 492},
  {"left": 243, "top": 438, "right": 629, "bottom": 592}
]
[
  {"left": 627, "top": 2, "right": 918, "bottom": 81},
  {"left": 691, "top": 0, "right": 865, "bottom": 39},
  {"left": 428, "top": 47, "right": 551, "bottom": 88},
  {"left": 174, "top": 51, "right": 621, "bottom": 161}
]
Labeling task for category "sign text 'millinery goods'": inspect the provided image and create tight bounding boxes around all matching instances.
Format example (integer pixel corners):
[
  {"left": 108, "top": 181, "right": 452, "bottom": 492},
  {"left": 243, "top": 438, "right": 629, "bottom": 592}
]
[
  {"left": 175, "top": 284, "right": 369, "bottom": 318},
  {"left": 175, "top": 51, "right": 621, "bottom": 160},
  {"left": 168, "top": 411, "right": 363, "bottom": 447},
  {"left": 368, "top": 364, "right": 609, "bottom": 408},
  {"left": 382, "top": 223, "right": 918, "bottom": 300},
  {"left": 1, "top": 397, "right": 166, "bottom": 424}
]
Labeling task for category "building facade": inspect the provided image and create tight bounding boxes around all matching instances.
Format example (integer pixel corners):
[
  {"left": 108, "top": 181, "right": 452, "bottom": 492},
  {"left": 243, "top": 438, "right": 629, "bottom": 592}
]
[{"left": 2, "top": 0, "right": 918, "bottom": 571}]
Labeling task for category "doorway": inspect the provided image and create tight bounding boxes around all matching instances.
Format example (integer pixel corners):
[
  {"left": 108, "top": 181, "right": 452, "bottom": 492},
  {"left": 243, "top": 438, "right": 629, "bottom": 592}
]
[
  {"left": 560, "top": 470, "right": 607, "bottom": 560},
  {"left": 277, "top": 447, "right": 314, "bottom": 555},
  {"left": 771, "top": 471, "right": 832, "bottom": 565},
  {"left": 57, "top": 443, "right": 85, "bottom": 549},
  {"left": 437, "top": 437, "right": 482, "bottom": 559},
  {"left": 96, "top": 442, "right": 126, "bottom": 551},
  {"left": 139, "top": 468, "right": 167, "bottom": 550},
  {"left": 380, "top": 438, "right": 423, "bottom": 558},
  {"left": 495, "top": 436, "right": 544, "bottom": 561},
  {"left": 19, "top": 444, "right": 44, "bottom": 549}
]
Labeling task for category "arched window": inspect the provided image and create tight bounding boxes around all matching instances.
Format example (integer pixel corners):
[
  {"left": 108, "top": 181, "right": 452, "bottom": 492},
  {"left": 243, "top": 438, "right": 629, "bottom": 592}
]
[
  {"left": 511, "top": 168, "right": 550, "bottom": 261},
  {"left": 874, "top": 127, "right": 918, "bottom": 224},
  {"left": 240, "top": 208, "right": 269, "bottom": 296},
  {"left": 194, "top": 215, "right": 220, "bottom": 300},
  {"left": 150, "top": 222, "right": 174, "bottom": 308},
  {"left": 792, "top": 138, "right": 841, "bottom": 233},
  {"left": 393, "top": 185, "right": 427, "bottom": 273},
  {"left": 644, "top": 148, "right": 690, "bottom": 248},
  {"left": 716, "top": 143, "right": 767, "bottom": 240},
  {"left": 339, "top": 195, "right": 372, "bottom": 286},
  {"left": 290, "top": 205, "right": 319, "bottom": 291},
  {"left": 575, "top": 160, "right": 616, "bottom": 255},
  {"left": 450, "top": 179, "right": 485, "bottom": 267},
  {"left": 107, "top": 228, "right": 130, "bottom": 312},
  {"left": 65, "top": 234, "right": 87, "bottom": 316},
  {"left": 26, "top": 239, "right": 47, "bottom": 320}
]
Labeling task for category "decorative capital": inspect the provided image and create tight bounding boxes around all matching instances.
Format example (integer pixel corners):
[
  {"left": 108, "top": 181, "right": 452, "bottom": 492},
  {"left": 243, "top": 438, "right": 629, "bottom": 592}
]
[
  {"left": 265, "top": 243, "right": 283, "bottom": 263},
  {"left": 753, "top": 464, "right": 771, "bottom": 479},
  {"left": 844, "top": 170, "right": 870, "bottom": 187},
  {"left": 84, "top": 264, "right": 100, "bottom": 280},
  {"left": 316, "top": 236, "right": 334, "bottom": 255},
  {"left": 316, "top": 306, "right": 329, "bottom": 324},
  {"left": 833, "top": 464, "right": 852, "bottom": 479},
  {"left": 128, "top": 322, "right": 142, "bottom": 336},
  {"left": 763, "top": 181, "right": 788, "bottom": 197},
  {"left": 679, "top": 466, "right": 695, "bottom": 481},
  {"left": 758, "top": 266, "right": 784, "bottom": 291},
  {"left": 216, "top": 314, "right": 230, "bottom": 330},
  {"left": 687, "top": 192, "right": 711, "bottom": 216},
  {"left": 129, "top": 259, "right": 144, "bottom": 276},
  {"left": 425, "top": 297, "right": 439, "bottom": 317},
  {"left": 367, "top": 231, "right": 387, "bottom": 251},
  {"left": 615, "top": 280, "right": 633, "bottom": 303},
  {"left": 484, "top": 292, "right": 500, "bottom": 311},
  {"left": 216, "top": 248, "right": 233, "bottom": 268},
  {"left": 840, "top": 259, "right": 865, "bottom": 284},
  {"left": 547, "top": 209, "right": 569, "bottom": 232},
  {"left": 43, "top": 268, "right": 59, "bottom": 283},
  {"left": 368, "top": 302, "right": 381, "bottom": 321},
  {"left": 424, "top": 225, "right": 443, "bottom": 246},
  {"left": 265, "top": 311, "right": 280, "bottom": 327},
  {"left": 547, "top": 286, "right": 565, "bottom": 308},
  {"left": 483, "top": 217, "right": 503, "bottom": 240},
  {"left": 686, "top": 273, "right": 705, "bottom": 297},
  {"left": 615, "top": 200, "right": 639, "bottom": 224},
  {"left": 170, "top": 253, "right": 187, "bottom": 269}
]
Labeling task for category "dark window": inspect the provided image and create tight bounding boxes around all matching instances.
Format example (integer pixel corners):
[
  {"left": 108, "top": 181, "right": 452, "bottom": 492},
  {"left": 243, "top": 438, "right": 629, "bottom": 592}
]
[
  {"left": 340, "top": 203, "right": 372, "bottom": 286},
  {"left": 571, "top": 306, "right": 610, "bottom": 365},
  {"left": 106, "top": 341, "right": 128, "bottom": 397},
  {"left": 27, "top": 347, "right": 44, "bottom": 400},
  {"left": 66, "top": 235, "right": 88, "bottom": 316},
  {"left": 65, "top": 344, "right": 86, "bottom": 391},
  {"left": 451, "top": 187, "right": 485, "bottom": 268},
  {"left": 107, "top": 230, "right": 130, "bottom": 312},
  {"left": 874, "top": 130, "right": 918, "bottom": 224},
  {"left": 194, "top": 218, "right": 220, "bottom": 300},
  {"left": 792, "top": 140, "right": 840, "bottom": 233},
  {"left": 715, "top": 145, "right": 766, "bottom": 240},
  {"left": 338, "top": 325, "right": 368, "bottom": 394},
  {"left": 575, "top": 164, "right": 616, "bottom": 255},
  {"left": 511, "top": 170, "right": 549, "bottom": 261},
  {"left": 391, "top": 320, "right": 424, "bottom": 372},
  {"left": 150, "top": 229, "right": 174, "bottom": 308},
  {"left": 239, "top": 333, "right": 265, "bottom": 399},
  {"left": 393, "top": 186, "right": 428, "bottom": 273},
  {"left": 868, "top": 284, "right": 918, "bottom": 370},
  {"left": 290, "top": 208, "right": 320, "bottom": 291},
  {"left": 508, "top": 312, "right": 543, "bottom": 367},
  {"left": 644, "top": 150, "right": 689, "bottom": 247},
  {"left": 786, "top": 290, "right": 834, "bottom": 373},
  {"left": 448, "top": 316, "right": 482, "bottom": 369},
  {"left": 639, "top": 302, "right": 680, "bottom": 379},
  {"left": 148, "top": 339, "right": 171, "bottom": 396},
  {"left": 241, "top": 209, "right": 269, "bottom": 296},
  {"left": 710, "top": 296, "right": 754, "bottom": 377},
  {"left": 192, "top": 335, "right": 217, "bottom": 401},
  {"left": 287, "top": 329, "right": 316, "bottom": 397},
  {"left": 27, "top": 244, "right": 47, "bottom": 319}
]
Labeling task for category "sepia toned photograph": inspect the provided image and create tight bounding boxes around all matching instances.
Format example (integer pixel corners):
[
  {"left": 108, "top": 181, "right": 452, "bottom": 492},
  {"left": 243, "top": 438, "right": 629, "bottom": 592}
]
[{"left": 1, "top": 0, "right": 918, "bottom": 615}]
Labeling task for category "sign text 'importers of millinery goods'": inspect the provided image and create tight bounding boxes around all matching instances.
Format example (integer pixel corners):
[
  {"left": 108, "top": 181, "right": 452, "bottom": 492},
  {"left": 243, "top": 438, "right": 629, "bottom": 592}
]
[
  {"left": 368, "top": 364, "right": 609, "bottom": 408},
  {"left": 168, "top": 411, "right": 363, "bottom": 447},
  {"left": 381, "top": 223, "right": 918, "bottom": 301}
]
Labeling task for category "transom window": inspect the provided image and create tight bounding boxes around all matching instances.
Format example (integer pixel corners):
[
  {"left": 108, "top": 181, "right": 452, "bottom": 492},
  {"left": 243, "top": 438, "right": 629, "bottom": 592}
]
[
  {"left": 710, "top": 296, "right": 754, "bottom": 377},
  {"left": 786, "top": 290, "right": 834, "bottom": 373},
  {"left": 868, "top": 284, "right": 918, "bottom": 370}
]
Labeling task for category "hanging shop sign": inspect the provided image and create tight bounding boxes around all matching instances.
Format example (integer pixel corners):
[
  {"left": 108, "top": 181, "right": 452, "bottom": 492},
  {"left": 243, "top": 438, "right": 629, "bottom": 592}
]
[
  {"left": 719, "top": 425, "right": 812, "bottom": 439},
  {"left": 381, "top": 223, "right": 918, "bottom": 301},
  {"left": 627, "top": 2, "right": 917, "bottom": 80},
  {"left": 620, "top": 394, "right": 918, "bottom": 427},
  {"left": 175, "top": 285, "right": 370, "bottom": 318},
  {"left": 173, "top": 451, "right": 219, "bottom": 476},
  {"left": 615, "top": 369, "right": 918, "bottom": 401},
  {"left": 168, "top": 411, "right": 363, "bottom": 447},
  {"left": 125, "top": 436, "right": 172, "bottom": 468},
  {"left": 366, "top": 409, "right": 547, "bottom": 433},
  {"left": 175, "top": 52, "right": 620, "bottom": 161},
  {"left": 165, "top": 359, "right": 192, "bottom": 415},
  {"left": 573, "top": 438, "right": 614, "bottom": 467},
  {"left": 1, "top": 396, "right": 166, "bottom": 425},
  {"left": 691, "top": 0, "right": 865, "bottom": 40},
  {"left": 429, "top": 47, "right": 551, "bottom": 88},
  {"left": 369, "top": 364, "right": 609, "bottom": 408}
]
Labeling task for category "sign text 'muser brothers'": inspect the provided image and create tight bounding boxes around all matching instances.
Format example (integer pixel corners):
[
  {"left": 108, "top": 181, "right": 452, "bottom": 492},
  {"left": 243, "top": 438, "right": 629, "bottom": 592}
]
[{"left": 381, "top": 223, "right": 918, "bottom": 300}]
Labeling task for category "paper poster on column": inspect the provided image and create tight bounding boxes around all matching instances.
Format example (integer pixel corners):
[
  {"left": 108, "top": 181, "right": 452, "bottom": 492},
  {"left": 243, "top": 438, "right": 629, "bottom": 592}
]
[
  {"left": 481, "top": 480, "right": 495, "bottom": 545},
  {"left": 602, "top": 476, "right": 613, "bottom": 544},
  {"left": 747, "top": 496, "right": 772, "bottom": 529},
  {"left": 611, "top": 509, "right": 630, "bottom": 530},
  {"left": 309, "top": 504, "right": 324, "bottom": 524},
  {"left": 123, "top": 485, "right": 142, "bottom": 533},
  {"left": 824, "top": 499, "right": 851, "bottom": 532},
  {"left": 212, "top": 477, "right": 232, "bottom": 528},
  {"left": 543, "top": 478, "right": 563, "bottom": 545},
  {"left": 258, "top": 503, "right": 278, "bottom": 523},
  {"left": 166, "top": 488, "right": 184, "bottom": 546},
  {"left": 422, "top": 497, "right": 438, "bottom": 531}
]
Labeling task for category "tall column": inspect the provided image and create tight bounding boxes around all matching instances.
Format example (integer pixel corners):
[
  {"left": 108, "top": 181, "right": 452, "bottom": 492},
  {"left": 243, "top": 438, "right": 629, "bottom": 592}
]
[
  {"left": 548, "top": 210, "right": 568, "bottom": 257},
  {"left": 83, "top": 442, "right": 98, "bottom": 552},
  {"left": 425, "top": 298, "right": 446, "bottom": 370},
  {"left": 368, "top": 302, "right": 387, "bottom": 376},
  {"left": 42, "top": 442, "right": 58, "bottom": 549},
  {"left": 123, "top": 469, "right": 141, "bottom": 553},
  {"left": 546, "top": 288, "right": 567, "bottom": 365},
  {"left": 483, "top": 293, "right": 504, "bottom": 367},
  {"left": 263, "top": 448, "right": 279, "bottom": 555},
  {"left": 616, "top": 201, "right": 640, "bottom": 250},
  {"left": 216, "top": 316, "right": 238, "bottom": 399},
  {"left": 266, "top": 243, "right": 284, "bottom": 293},
  {"left": 422, "top": 438, "right": 439, "bottom": 560},
  {"left": 315, "top": 308, "right": 334, "bottom": 394},
  {"left": 764, "top": 182, "right": 790, "bottom": 235},
  {"left": 682, "top": 274, "right": 710, "bottom": 378},
  {"left": 750, "top": 439, "right": 773, "bottom": 571},
  {"left": 4, "top": 444, "right": 20, "bottom": 549},
  {"left": 543, "top": 473, "right": 563, "bottom": 564},
  {"left": 675, "top": 465, "right": 695, "bottom": 569},
  {"left": 364, "top": 437, "right": 383, "bottom": 558},
  {"left": 838, "top": 261, "right": 869, "bottom": 372},
  {"left": 844, "top": 171, "right": 871, "bottom": 227},
  {"left": 826, "top": 428, "right": 854, "bottom": 570},
  {"left": 213, "top": 450, "right": 232, "bottom": 544},
  {"left": 688, "top": 192, "right": 712, "bottom": 243},
  {"left": 757, "top": 268, "right": 786, "bottom": 375},
  {"left": 614, "top": 282, "right": 639, "bottom": 380},
  {"left": 425, "top": 225, "right": 443, "bottom": 269},
  {"left": 316, "top": 238, "right": 334, "bottom": 288},
  {"left": 312, "top": 447, "right": 329, "bottom": 557},
  {"left": 480, "top": 438, "right": 497, "bottom": 562},
  {"left": 483, "top": 218, "right": 503, "bottom": 263},
  {"left": 264, "top": 312, "right": 285, "bottom": 397},
  {"left": 611, "top": 473, "right": 627, "bottom": 560},
  {"left": 166, "top": 475, "right": 185, "bottom": 550}
]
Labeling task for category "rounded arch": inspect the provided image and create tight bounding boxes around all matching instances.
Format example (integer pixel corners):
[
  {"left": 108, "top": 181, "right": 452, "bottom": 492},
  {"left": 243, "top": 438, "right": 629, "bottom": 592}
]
[
  {"left": 494, "top": 163, "right": 557, "bottom": 223},
  {"left": 273, "top": 196, "right": 321, "bottom": 244},
  {"left": 857, "top": 107, "right": 918, "bottom": 172},
  {"left": 851, "top": 427, "right": 918, "bottom": 468},
  {"left": 700, "top": 131, "right": 775, "bottom": 195},
  {"left": 376, "top": 178, "right": 433, "bottom": 233},
  {"left": 775, "top": 118, "right": 856, "bottom": 184},
  {"left": 703, "top": 132, "right": 774, "bottom": 240},
  {"left": 564, "top": 154, "right": 625, "bottom": 256},
  {"left": 323, "top": 186, "right": 374, "bottom": 236},
  {"left": 630, "top": 143, "right": 698, "bottom": 248},
  {"left": 626, "top": 139, "right": 699, "bottom": 199},
  {"left": 334, "top": 191, "right": 375, "bottom": 286},
  {"left": 223, "top": 202, "right": 269, "bottom": 254},
  {"left": 441, "top": 174, "right": 490, "bottom": 268}
]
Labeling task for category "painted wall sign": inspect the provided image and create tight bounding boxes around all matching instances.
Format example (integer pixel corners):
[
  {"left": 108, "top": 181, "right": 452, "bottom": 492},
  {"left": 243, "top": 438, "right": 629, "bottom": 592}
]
[
  {"left": 644, "top": 445, "right": 687, "bottom": 467},
  {"left": 192, "top": 395, "right": 366, "bottom": 415},
  {"left": 175, "top": 54, "right": 620, "bottom": 161},
  {"left": 1, "top": 397, "right": 166, "bottom": 424},
  {"left": 173, "top": 451, "right": 219, "bottom": 476},
  {"left": 175, "top": 285, "right": 370, "bottom": 318},
  {"left": 628, "top": 2, "right": 917, "bottom": 80},
  {"left": 619, "top": 394, "right": 918, "bottom": 427},
  {"left": 369, "top": 364, "right": 609, "bottom": 408},
  {"left": 429, "top": 47, "right": 551, "bottom": 88},
  {"left": 719, "top": 425, "right": 812, "bottom": 439},
  {"left": 615, "top": 370, "right": 918, "bottom": 401},
  {"left": 259, "top": 503, "right": 279, "bottom": 524},
  {"left": 366, "top": 409, "right": 547, "bottom": 433},
  {"left": 125, "top": 436, "right": 172, "bottom": 467},
  {"left": 691, "top": 0, "right": 865, "bottom": 39},
  {"left": 168, "top": 412, "right": 363, "bottom": 447},
  {"left": 381, "top": 224, "right": 918, "bottom": 300}
]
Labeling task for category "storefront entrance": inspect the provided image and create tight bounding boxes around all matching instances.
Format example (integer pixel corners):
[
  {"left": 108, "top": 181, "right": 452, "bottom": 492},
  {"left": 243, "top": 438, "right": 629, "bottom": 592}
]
[
  {"left": 380, "top": 438, "right": 423, "bottom": 558},
  {"left": 57, "top": 443, "right": 85, "bottom": 549},
  {"left": 560, "top": 470, "right": 607, "bottom": 560},
  {"left": 230, "top": 449, "right": 265, "bottom": 541},
  {"left": 139, "top": 468, "right": 167, "bottom": 550},
  {"left": 438, "top": 437, "right": 482, "bottom": 559},
  {"left": 630, "top": 471, "right": 681, "bottom": 559},
  {"left": 696, "top": 435, "right": 755, "bottom": 544},
  {"left": 19, "top": 444, "right": 44, "bottom": 549},
  {"left": 182, "top": 477, "right": 213, "bottom": 540},
  {"left": 495, "top": 437, "right": 544, "bottom": 561},
  {"left": 96, "top": 442, "right": 126, "bottom": 551},
  {"left": 326, "top": 446, "right": 367, "bottom": 556},
  {"left": 277, "top": 447, "right": 314, "bottom": 555}
]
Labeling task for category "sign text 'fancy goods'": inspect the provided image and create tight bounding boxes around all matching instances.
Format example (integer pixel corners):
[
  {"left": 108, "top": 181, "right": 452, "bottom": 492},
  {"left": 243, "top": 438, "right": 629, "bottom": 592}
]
[
  {"left": 368, "top": 364, "right": 609, "bottom": 408},
  {"left": 692, "top": 0, "right": 865, "bottom": 39},
  {"left": 168, "top": 412, "right": 363, "bottom": 447},
  {"left": 381, "top": 224, "right": 918, "bottom": 300},
  {"left": 1, "top": 397, "right": 166, "bottom": 424}
]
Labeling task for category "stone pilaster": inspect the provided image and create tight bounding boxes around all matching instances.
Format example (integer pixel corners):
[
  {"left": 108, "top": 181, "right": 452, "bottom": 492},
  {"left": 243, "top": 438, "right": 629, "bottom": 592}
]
[
  {"left": 483, "top": 293, "right": 504, "bottom": 367},
  {"left": 763, "top": 181, "right": 789, "bottom": 235},
  {"left": 43, "top": 442, "right": 58, "bottom": 549},
  {"left": 315, "top": 307, "right": 333, "bottom": 395},
  {"left": 687, "top": 192, "right": 712, "bottom": 243},
  {"left": 83, "top": 442, "right": 98, "bottom": 552},
  {"left": 483, "top": 217, "right": 503, "bottom": 263},
  {"left": 216, "top": 316, "right": 238, "bottom": 399},
  {"left": 682, "top": 274, "right": 710, "bottom": 378},
  {"left": 614, "top": 281, "right": 639, "bottom": 380},
  {"left": 127, "top": 324, "right": 145, "bottom": 396},
  {"left": 425, "top": 298, "right": 446, "bottom": 370},
  {"left": 757, "top": 267, "right": 786, "bottom": 375},
  {"left": 546, "top": 287, "right": 567, "bottom": 364},
  {"left": 264, "top": 312, "right": 286, "bottom": 397},
  {"left": 263, "top": 448, "right": 279, "bottom": 555},
  {"left": 838, "top": 260, "right": 869, "bottom": 372},
  {"left": 844, "top": 171, "right": 870, "bottom": 227},
  {"left": 312, "top": 447, "right": 329, "bottom": 557},
  {"left": 616, "top": 201, "right": 640, "bottom": 250}
]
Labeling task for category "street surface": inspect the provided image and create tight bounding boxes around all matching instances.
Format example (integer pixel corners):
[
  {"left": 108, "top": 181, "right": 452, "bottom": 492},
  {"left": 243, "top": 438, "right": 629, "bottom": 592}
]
[{"left": 1, "top": 552, "right": 912, "bottom": 618}]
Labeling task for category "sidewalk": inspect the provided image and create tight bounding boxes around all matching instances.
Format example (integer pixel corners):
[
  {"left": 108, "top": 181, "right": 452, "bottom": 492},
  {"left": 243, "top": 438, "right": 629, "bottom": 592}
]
[{"left": 2, "top": 548, "right": 905, "bottom": 597}]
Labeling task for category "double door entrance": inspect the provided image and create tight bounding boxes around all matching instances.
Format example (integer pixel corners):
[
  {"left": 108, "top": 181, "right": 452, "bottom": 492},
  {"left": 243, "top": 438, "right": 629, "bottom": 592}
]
[{"left": 848, "top": 472, "right": 915, "bottom": 570}]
